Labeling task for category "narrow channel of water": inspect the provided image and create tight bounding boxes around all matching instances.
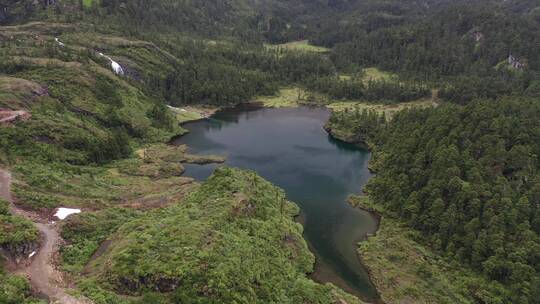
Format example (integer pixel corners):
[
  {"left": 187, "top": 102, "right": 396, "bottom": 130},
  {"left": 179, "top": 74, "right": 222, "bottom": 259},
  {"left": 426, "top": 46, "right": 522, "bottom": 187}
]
[{"left": 173, "top": 104, "right": 379, "bottom": 301}]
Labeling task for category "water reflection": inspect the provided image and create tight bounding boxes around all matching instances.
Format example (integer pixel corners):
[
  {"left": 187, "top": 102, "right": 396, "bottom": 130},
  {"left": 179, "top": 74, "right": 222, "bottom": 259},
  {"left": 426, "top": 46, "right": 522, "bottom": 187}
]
[{"left": 174, "top": 105, "right": 379, "bottom": 301}]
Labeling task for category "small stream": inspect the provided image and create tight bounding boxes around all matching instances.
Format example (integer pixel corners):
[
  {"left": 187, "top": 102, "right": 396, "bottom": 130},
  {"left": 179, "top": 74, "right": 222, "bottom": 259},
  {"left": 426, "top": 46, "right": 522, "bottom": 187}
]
[{"left": 173, "top": 104, "right": 380, "bottom": 302}]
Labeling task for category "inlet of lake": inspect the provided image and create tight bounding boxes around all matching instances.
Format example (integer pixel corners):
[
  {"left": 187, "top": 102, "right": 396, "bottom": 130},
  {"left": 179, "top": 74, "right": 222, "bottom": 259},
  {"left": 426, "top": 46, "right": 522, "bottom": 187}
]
[{"left": 173, "top": 104, "right": 379, "bottom": 302}]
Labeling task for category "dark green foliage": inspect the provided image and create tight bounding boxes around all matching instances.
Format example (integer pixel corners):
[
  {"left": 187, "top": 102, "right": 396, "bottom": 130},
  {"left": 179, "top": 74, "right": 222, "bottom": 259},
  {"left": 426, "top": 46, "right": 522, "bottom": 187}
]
[
  {"left": 147, "top": 103, "right": 174, "bottom": 131},
  {"left": 0, "top": 200, "right": 39, "bottom": 303},
  {"left": 93, "top": 75, "right": 122, "bottom": 107},
  {"left": 147, "top": 41, "right": 334, "bottom": 106},
  {"left": 306, "top": 76, "right": 430, "bottom": 103},
  {"left": 0, "top": 200, "right": 40, "bottom": 304},
  {"left": 1, "top": 1, "right": 539, "bottom": 303},
  {"left": 366, "top": 98, "right": 540, "bottom": 304},
  {"left": 86, "top": 168, "right": 360, "bottom": 304},
  {"left": 324, "top": 3, "right": 540, "bottom": 77},
  {"left": 0, "top": 265, "right": 42, "bottom": 304},
  {"left": 93, "top": 128, "right": 131, "bottom": 164},
  {"left": 0, "top": 200, "right": 39, "bottom": 248},
  {"left": 0, "top": 200, "right": 8, "bottom": 215},
  {"left": 157, "top": 60, "right": 276, "bottom": 106},
  {"left": 326, "top": 108, "right": 386, "bottom": 144},
  {"left": 438, "top": 76, "right": 518, "bottom": 105}
]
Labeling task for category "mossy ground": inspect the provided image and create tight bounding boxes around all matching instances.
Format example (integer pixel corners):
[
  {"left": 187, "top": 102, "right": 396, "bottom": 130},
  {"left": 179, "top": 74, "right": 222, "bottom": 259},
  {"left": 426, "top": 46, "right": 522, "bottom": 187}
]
[
  {"left": 339, "top": 67, "right": 395, "bottom": 83},
  {"left": 328, "top": 99, "right": 436, "bottom": 120},
  {"left": 74, "top": 168, "right": 364, "bottom": 304},
  {"left": 361, "top": 67, "right": 396, "bottom": 82},
  {"left": 0, "top": 200, "right": 42, "bottom": 303},
  {"left": 0, "top": 22, "right": 201, "bottom": 211},
  {"left": 0, "top": 76, "right": 47, "bottom": 109},
  {"left": 3, "top": 21, "right": 350, "bottom": 304},
  {"left": 350, "top": 196, "right": 507, "bottom": 304},
  {"left": 257, "top": 87, "right": 307, "bottom": 107},
  {"left": 11, "top": 142, "right": 216, "bottom": 212},
  {"left": 266, "top": 40, "right": 329, "bottom": 53},
  {"left": 0, "top": 263, "right": 44, "bottom": 304}
]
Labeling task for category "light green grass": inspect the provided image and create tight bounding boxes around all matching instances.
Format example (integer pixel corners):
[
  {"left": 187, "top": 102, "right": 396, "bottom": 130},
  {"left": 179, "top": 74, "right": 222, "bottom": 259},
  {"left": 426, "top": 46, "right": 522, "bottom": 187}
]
[
  {"left": 328, "top": 99, "right": 435, "bottom": 120},
  {"left": 362, "top": 67, "right": 396, "bottom": 82},
  {"left": 266, "top": 40, "right": 329, "bottom": 53},
  {"left": 167, "top": 105, "right": 218, "bottom": 123},
  {"left": 171, "top": 108, "right": 203, "bottom": 124},
  {"left": 350, "top": 196, "right": 500, "bottom": 304},
  {"left": 337, "top": 68, "right": 395, "bottom": 85},
  {"left": 257, "top": 87, "right": 307, "bottom": 107},
  {"left": 82, "top": 0, "right": 94, "bottom": 8}
]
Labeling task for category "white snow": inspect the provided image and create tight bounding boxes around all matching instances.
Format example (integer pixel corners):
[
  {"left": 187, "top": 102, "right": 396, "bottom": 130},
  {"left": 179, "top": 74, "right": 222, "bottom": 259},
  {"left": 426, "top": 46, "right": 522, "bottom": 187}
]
[
  {"left": 29, "top": 251, "right": 36, "bottom": 258},
  {"left": 98, "top": 53, "right": 125, "bottom": 75},
  {"left": 54, "top": 208, "right": 81, "bottom": 220},
  {"left": 54, "top": 37, "right": 65, "bottom": 47}
]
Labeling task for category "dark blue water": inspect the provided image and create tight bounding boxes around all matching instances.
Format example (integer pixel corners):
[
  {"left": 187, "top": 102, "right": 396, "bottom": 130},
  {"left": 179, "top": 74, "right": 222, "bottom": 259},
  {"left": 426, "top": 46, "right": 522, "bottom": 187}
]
[{"left": 174, "top": 105, "right": 379, "bottom": 301}]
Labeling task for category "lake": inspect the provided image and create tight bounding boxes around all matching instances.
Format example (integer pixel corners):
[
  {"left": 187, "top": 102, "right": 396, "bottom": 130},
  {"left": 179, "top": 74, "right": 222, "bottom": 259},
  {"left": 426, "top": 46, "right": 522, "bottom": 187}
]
[{"left": 173, "top": 104, "right": 379, "bottom": 301}]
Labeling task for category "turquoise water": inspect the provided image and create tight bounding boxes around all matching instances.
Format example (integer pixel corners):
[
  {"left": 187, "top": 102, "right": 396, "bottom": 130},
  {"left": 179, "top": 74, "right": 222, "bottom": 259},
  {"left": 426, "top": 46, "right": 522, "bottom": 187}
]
[{"left": 174, "top": 105, "right": 379, "bottom": 301}]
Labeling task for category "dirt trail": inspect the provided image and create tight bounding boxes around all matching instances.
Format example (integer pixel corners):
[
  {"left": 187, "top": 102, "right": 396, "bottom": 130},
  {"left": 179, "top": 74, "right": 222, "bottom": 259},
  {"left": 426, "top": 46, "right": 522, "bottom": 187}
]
[{"left": 0, "top": 168, "right": 92, "bottom": 304}]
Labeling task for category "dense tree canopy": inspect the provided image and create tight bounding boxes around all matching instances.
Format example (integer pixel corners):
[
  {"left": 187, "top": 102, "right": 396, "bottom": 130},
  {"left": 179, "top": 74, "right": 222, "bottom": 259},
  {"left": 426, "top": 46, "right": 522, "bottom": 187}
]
[{"left": 364, "top": 99, "right": 540, "bottom": 303}]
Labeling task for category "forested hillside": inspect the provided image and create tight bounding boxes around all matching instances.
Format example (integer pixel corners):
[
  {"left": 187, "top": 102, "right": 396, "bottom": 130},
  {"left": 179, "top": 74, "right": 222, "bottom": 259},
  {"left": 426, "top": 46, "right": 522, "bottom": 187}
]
[
  {"left": 368, "top": 99, "right": 540, "bottom": 303},
  {"left": 0, "top": 0, "right": 539, "bottom": 303},
  {"left": 328, "top": 98, "right": 540, "bottom": 303}
]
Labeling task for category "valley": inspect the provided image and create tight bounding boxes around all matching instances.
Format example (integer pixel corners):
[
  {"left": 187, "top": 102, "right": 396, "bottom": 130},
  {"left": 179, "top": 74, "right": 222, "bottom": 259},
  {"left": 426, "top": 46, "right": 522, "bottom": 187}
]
[{"left": 1, "top": 1, "right": 539, "bottom": 304}]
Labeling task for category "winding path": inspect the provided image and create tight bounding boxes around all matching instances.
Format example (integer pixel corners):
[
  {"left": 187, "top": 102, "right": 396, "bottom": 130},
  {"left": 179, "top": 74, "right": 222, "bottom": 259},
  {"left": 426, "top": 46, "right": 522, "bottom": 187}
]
[{"left": 0, "top": 168, "right": 91, "bottom": 304}]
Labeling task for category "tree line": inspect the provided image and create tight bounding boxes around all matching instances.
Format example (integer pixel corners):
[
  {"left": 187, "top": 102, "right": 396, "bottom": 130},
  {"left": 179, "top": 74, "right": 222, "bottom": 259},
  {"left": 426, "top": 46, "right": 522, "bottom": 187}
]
[{"left": 347, "top": 98, "right": 540, "bottom": 303}]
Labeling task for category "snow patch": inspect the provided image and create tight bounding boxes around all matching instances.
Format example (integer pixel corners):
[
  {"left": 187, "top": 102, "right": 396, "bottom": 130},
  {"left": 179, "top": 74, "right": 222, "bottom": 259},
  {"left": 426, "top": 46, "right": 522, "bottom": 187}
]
[{"left": 54, "top": 208, "right": 81, "bottom": 220}]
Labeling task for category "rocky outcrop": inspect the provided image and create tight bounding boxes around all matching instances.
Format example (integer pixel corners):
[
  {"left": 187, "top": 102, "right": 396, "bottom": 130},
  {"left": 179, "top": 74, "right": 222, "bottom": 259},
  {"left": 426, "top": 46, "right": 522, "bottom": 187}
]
[
  {"left": 0, "top": 76, "right": 48, "bottom": 109},
  {"left": 508, "top": 54, "right": 525, "bottom": 69},
  {"left": 323, "top": 122, "right": 366, "bottom": 145},
  {"left": 0, "top": 109, "right": 31, "bottom": 124},
  {"left": 1, "top": 240, "right": 40, "bottom": 263}
]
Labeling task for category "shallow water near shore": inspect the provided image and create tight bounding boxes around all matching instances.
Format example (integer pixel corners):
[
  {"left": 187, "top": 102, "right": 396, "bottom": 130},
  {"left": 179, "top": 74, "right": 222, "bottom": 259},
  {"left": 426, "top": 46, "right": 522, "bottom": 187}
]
[{"left": 174, "top": 104, "right": 379, "bottom": 301}]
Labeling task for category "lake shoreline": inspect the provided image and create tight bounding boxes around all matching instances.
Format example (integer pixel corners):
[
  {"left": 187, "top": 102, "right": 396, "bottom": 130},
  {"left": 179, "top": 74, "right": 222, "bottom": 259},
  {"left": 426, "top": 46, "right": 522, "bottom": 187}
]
[
  {"left": 176, "top": 102, "right": 384, "bottom": 303},
  {"left": 323, "top": 128, "right": 385, "bottom": 304}
]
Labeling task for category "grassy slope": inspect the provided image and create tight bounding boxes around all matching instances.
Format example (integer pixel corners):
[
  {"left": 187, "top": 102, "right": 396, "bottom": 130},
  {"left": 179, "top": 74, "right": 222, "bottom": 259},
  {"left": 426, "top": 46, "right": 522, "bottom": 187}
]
[
  {"left": 349, "top": 197, "right": 507, "bottom": 304},
  {"left": 0, "top": 21, "right": 364, "bottom": 303},
  {"left": 0, "top": 22, "right": 213, "bottom": 301},
  {"left": 266, "top": 40, "right": 330, "bottom": 53},
  {"left": 70, "top": 168, "right": 364, "bottom": 304},
  {"left": 323, "top": 99, "right": 435, "bottom": 145},
  {"left": 0, "top": 264, "right": 44, "bottom": 304},
  {"left": 0, "top": 200, "right": 39, "bottom": 251},
  {"left": 0, "top": 200, "right": 43, "bottom": 304},
  {"left": 0, "top": 22, "right": 196, "bottom": 209},
  {"left": 327, "top": 99, "right": 435, "bottom": 120},
  {"left": 361, "top": 67, "right": 395, "bottom": 82},
  {"left": 257, "top": 87, "right": 307, "bottom": 107}
]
